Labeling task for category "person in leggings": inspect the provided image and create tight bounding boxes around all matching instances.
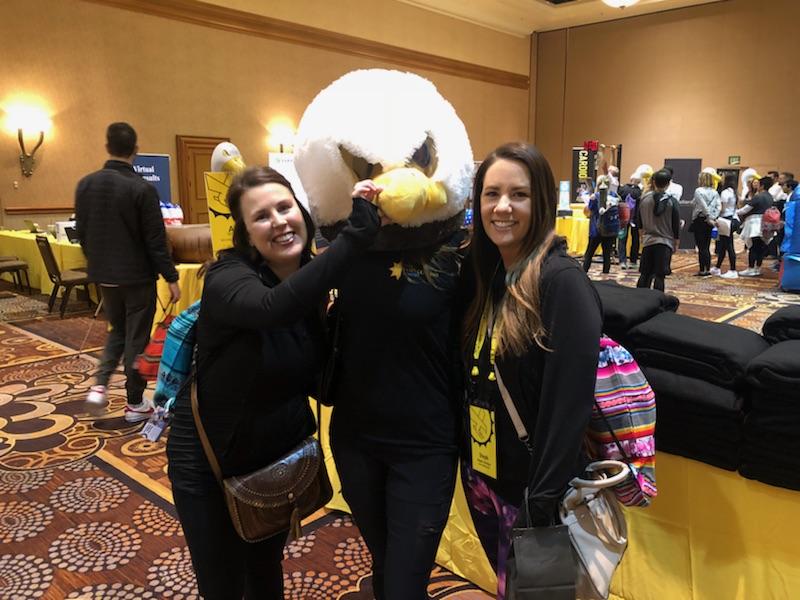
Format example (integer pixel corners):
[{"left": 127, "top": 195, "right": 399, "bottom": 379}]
[
  {"left": 582, "top": 186, "right": 617, "bottom": 274},
  {"left": 329, "top": 180, "right": 465, "bottom": 600},
  {"left": 716, "top": 174, "right": 739, "bottom": 278},
  {"left": 690, "top": 171, "right": 721, "bottom": 276},
  {"left": 736, "top": 176, "right": 774, "bottom": 277},
  {"left": 637, "top": 169, "right": 681, "bottom": 291}
]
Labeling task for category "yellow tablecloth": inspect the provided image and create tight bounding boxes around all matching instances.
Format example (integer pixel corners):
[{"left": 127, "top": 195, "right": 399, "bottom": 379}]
[
  {"left": 153, "top": 264, "right": 206, "bottom": 329},
  {"left": 0, "top": 230, "right": 88, "bottom": 295}
]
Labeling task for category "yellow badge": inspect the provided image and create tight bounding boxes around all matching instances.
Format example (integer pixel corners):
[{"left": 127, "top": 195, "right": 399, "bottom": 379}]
[{"left": 470, "top": 405, "right": 497, "bottom": 479}]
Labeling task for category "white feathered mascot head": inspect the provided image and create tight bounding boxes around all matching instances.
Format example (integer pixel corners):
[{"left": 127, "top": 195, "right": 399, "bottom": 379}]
[{"left": 294, "top": 69, "right": 474, "bottom": 249}]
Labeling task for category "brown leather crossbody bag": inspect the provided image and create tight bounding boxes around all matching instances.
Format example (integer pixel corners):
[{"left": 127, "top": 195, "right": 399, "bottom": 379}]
[{"left": 190, "top": 379, "right": 333, "bottom": 543}]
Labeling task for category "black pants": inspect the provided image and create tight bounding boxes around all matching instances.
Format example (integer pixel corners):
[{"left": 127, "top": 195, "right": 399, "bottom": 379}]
[
  {"left": 96, "top": 282, "right": 156, "bottom": 404},
  {"left": 637, "top": 244, "right": 672, "bottom": 291},
  {"left": 620, "top": 224, "right": 640, "bottom": 264},
  {"left": 331, "top": 436, "right": 457, "bottom": 600},
  {"left": 171, "top": 485, "right": 287, "bottom": 599},
  {"left": 582, "top": 236, "right": 615, "bottom": 273},
  {"left": 715, "top": 234, "right": 736, "bottom": 270},
  {"left": 749, "top": 237, "right": 767, "bottom": 268},
  {"left": 693, "top": 219, "right": 713, "bottom": 273}
]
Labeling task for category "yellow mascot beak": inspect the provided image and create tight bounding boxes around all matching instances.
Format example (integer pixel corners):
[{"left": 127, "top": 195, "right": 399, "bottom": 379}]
[
  {"left": 222, "top": 155, "right": 246, "bottom": 174},
  {"left": 374, "top": 168, "right": 447, "bottom": 224}
]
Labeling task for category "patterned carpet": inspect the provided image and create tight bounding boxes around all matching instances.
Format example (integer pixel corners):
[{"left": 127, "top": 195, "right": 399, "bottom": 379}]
[{"left": 0, "top": 261, "right": 796, "bottom": 600}]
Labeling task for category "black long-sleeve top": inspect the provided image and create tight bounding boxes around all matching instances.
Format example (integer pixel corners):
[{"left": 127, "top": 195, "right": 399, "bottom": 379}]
[
  {"left": 330, "top": 231, "right": 466, "bottom": 453},
  {"left": 465, "top": 243, "right": 603, "bottom": 525},
  {"left": 166, "top": 199, "right": 379, "bottom": 492},
  {"left": 75, "top": 160, "right": 178, "bottom": 284}
]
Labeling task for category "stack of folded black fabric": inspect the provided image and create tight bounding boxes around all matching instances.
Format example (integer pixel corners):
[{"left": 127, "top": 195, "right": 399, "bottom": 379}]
[
  {"left": 626, "top": 312, "right": 769, "bottom": 470},
  {"left": 740, "top": 310, "right": 800, "bottom": 490},
  {"left": 592, "top": 280, "right": 679, "bottom": 346},
  {"left": 761, "top": 305, "right": 800, "bottom": 344}
]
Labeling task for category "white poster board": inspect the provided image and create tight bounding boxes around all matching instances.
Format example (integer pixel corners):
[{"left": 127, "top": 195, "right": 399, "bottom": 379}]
[{"left": 268, "top": 152, "right": 309, "bottom": 209}]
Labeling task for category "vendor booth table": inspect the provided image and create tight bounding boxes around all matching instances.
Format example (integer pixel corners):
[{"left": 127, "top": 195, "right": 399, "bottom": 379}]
[{"left": 0, "top": 230, "right": 89, "bottom": 295}]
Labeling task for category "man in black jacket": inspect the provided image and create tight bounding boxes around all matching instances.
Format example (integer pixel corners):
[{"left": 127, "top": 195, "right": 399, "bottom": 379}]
[{"left": 75, "top": 122, "right": 180, "bottom": 421}]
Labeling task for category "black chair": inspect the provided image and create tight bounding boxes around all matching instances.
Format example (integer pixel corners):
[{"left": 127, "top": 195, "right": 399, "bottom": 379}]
[
  {"left": 35, "top": 235, "right": 95, "bottom": 317},
  {"left": 0, "top": 256, "right": 31, "bottom": 294}
]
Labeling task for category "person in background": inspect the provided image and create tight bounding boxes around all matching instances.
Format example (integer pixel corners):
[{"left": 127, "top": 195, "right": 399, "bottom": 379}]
[
  {"left": 582, "top": 175, "right": 619, "bottom": 274},
  {"left": 618, "top": 172, "right": 644, "bottom": 270},
  {"left": 664, "top": 165, "right": 683, "bottom": 201},
  {"left": 461, "top": 142, "right": 602, "bottom": 600},
  {"left": 737, "top": 176, "right": 774, "bottom": 277},
  {"left": 636, "top": 169, "right": 681, "bottom": 291},
  {"left": 715, "top": 174, "right": 739, "bottom": 278},
  {"left": 691, "top": 170, "right": 721, "bottom": 277},
  {"left": 166, "top": 167, "right": 380, "bottom": 599},
  {"left": 768, "top": 171, "right": 783, "bottom": 200},
  {"left": 76, "top": 122, "right": 180, "bottom": 422}
]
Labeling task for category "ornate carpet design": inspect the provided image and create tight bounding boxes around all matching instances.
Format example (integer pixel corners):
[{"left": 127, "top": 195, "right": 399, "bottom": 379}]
[{"left": 0, "top": 292, "right": 50, "bottom": 322}]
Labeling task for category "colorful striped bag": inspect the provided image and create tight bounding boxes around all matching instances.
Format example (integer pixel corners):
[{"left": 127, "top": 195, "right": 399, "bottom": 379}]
[{"left": 588, "top": 336, "right": 657, "bottom": 507}]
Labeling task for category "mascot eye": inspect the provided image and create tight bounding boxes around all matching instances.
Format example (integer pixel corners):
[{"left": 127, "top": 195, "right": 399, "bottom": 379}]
[
  {"left": 410, "top": 136, "right": 437, "bottom": 177},
  {"left": 339, "top": 145, "right": 382, "bottom": 181}
]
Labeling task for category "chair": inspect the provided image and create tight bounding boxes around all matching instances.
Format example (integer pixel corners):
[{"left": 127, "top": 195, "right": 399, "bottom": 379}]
[
  {"left": 35, "top": 235, "right": 95, "bottom": 318},
  {"left": 0, "top": 256, "right": 31, "bottom": 294}
]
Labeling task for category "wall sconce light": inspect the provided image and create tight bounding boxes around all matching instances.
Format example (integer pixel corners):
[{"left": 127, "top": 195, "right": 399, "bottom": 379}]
[
  {"left": 267, "top": 120, "right": 296, "bottom": 154},
  {"left": 3, "top": 104, "right": 52, "bottom": 177},
  {"left": 601, "top": 0, "right": 640, "bottom": 7}
]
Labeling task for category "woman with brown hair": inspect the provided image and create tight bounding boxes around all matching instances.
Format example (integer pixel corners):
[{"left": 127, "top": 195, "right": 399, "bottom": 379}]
[
  {"left": 166, "top": 166, "right": 379, "bottom": 599},
  {"left": 461, "top": 142, "right": 602, "bottom": 599}
]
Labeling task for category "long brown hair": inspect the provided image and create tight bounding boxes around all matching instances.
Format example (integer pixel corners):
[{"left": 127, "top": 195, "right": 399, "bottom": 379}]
[{"left": 464, "top": 142, "right": 561, "bottom": 357}]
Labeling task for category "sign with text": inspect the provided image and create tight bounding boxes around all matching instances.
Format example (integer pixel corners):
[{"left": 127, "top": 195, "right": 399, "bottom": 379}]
[
  {"left": 133, "top": 154, "right": 171, "bottom": 203},
  {"left": 268, "top": 152, "right": 309, "bottom": 209},
  {"left": 572, "top": 147, "right": 596, "bottom": 201}
]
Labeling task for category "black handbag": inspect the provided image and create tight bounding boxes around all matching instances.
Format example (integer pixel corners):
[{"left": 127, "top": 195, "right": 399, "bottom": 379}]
[{"left": 506, "top": 491, "right": 577, "bottom": 600}]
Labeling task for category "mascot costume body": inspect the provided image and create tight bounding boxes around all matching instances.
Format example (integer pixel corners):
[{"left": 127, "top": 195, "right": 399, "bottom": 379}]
[{"left": 293, "top": 69, "right": 478, "bottom": 598}]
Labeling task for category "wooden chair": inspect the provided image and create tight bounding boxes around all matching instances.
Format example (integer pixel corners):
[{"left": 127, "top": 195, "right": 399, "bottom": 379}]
[
  {"left": 35, "top": 235, "right": 95, "bottom": 317},
  {"left": 0, "top": 256, "right": 31, "bottom": 294}
]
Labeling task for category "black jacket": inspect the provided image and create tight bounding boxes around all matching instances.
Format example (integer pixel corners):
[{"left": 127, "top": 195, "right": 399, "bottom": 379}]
[
  {"left": 465, "top": 244, "right": 603, "bottom": 524},
  {"left": 75, "top": 160, "right": 178, "bottom": 285},
  {"left": 166, "top": 199, "right": 380, "bottom": 490}
]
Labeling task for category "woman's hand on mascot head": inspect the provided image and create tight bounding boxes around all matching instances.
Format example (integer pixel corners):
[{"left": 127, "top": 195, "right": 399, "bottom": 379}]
[{"left": 353, "top": 179, "right": 393, "bottom": 226}]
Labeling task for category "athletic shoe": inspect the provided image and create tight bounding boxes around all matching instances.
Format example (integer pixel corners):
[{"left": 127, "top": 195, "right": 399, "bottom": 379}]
[
  {"left": 720, "top": 270, "right": 739, "bottom": 279},
  {"left": 738, "top": 268, "right": 756, "bottom": 277},
  {"left": 84, "top": 385, "right": 107, "bottom": 416},
  {"left": 752, "top": 267, "right": 762, "bottom": 276},
  {"left": 710, "top": 267, "right": 721, "bottom": 276},
  {"left": 125, "top": 401, "right": 154, "bottom": 423}
]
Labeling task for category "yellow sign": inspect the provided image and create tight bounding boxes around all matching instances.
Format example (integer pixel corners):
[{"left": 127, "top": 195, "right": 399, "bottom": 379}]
[
  {"left": 204, "top": 172, "right": 235, "bottom": 255},
  {"left": 470, "top": 405, "right": 497, "bottom": 479}
]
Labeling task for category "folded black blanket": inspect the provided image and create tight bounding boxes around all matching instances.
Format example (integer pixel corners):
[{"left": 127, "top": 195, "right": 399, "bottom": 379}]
[
  {"left": 593, "top": 280, "right": 679, "bottom": 343},
  {"left": 643, "top": 368, "right": 744, "bottom": 414},
  {"left": 762, "top": 306, "right": 800, "bottom": 344},
  {"left": 657, "top": 436, "right": 740, "bottom": 471},
  {"left": 746, "top": 341, "right": 800, "bottom": 394},
  {"left": 739, "top": 463, "right": 800, "bottom": 491},
  {"left": 745, "top": 412, "right": 800, "bottom": 437},
  {"left": 627, "top": 313, "right": 769, "bottom": 388}
]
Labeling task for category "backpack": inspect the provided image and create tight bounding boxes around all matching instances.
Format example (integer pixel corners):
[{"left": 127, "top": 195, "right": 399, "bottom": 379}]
[
  {"left": 761, "top": 206, "right": 783, "bottom": 238},
  {"left": 598, "top": 204, "right": 621, "bottom": 237},
  {"left": 587, "top": 336, "right": 657, "bottom": 507},
  {"left": 134, "top": 310, "right": 176, "bottom": 382},
  {"left": 618, "top": 196, "right": 632, "bottom": 228},
  {"left": 153, "top": 301, "right": 201, "bottom": 408}
]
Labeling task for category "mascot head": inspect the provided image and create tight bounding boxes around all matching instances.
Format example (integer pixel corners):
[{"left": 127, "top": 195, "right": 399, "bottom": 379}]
[
  {"left": 630, "top": 163, "right": 653, "bottom": 185},
  {"left": 294, "top": 69, "right": 473, "bottom": 249},
  {"left": 701, "top": 167, "right": 723, "bottom": 189},
  {"left": 211, "top": 142, "right": 246, "bottom": 173},
  {"left": 740, "top": 167, "right": 760, "bottom": 199}
]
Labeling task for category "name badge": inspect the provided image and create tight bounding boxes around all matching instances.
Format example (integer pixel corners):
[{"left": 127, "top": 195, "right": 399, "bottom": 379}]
[{"left": 470, "top": 405, "right": 497, "bottom": 479}]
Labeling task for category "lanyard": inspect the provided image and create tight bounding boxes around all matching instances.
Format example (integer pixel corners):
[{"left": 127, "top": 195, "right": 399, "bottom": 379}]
[{"left": 471, "top": 299, "right": 498, "bottom": 383}]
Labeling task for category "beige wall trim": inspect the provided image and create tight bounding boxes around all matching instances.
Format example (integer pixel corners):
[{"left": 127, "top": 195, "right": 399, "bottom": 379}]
[
  {"left": 80, "top": 0, "right": 529, "bottom": 89},
  {"left": 5, "top": 206, "right": 74, "bottom": 215}
]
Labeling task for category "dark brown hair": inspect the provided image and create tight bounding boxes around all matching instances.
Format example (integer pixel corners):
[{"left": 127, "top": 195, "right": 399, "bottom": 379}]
[
  {"left": 225, "top": 166, "right": 316, "bottom": 263},
  {"left": 464, "top": 142, "right": 560, "bottom": 356}
]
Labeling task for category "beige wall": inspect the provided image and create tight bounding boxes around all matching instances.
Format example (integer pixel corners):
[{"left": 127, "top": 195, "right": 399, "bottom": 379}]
[
  {"left": 0, "top": 0, "right": 529, "bottom": 228},
  {"left": 536, "top": 0, "right": 800, "bottom": 184},
  {"left": 203, "top": 0, "right": 530, "bottom": 75}
]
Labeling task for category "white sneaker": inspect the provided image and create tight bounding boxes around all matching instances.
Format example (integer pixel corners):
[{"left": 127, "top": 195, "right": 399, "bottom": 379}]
[
  {"left": 84, "top": 385, "right": 107, "bottom": 416},
  {"left": 752, "top": 267, "right": 762, "bottom": 276},
  {"left": 710, "top": 267, "right": 721, "bottom": 276},
  {"left": 125, "top": 401, "right": 154, "bottom": 423},
  {"left": 720, "top": 270, "right": 739, "bottom": 279},
  {"left": 738, "top": 268, "right": 755, "bottom": 277}
]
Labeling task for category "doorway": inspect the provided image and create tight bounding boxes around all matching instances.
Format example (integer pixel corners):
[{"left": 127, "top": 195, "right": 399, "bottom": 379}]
[{"left": 176, "top": 135, "right": 229, "bottom": 224}]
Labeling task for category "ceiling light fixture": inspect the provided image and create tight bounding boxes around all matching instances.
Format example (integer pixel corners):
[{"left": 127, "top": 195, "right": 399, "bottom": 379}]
[{"left": 601, "top": 0, "right": 640, "bottom": 8}]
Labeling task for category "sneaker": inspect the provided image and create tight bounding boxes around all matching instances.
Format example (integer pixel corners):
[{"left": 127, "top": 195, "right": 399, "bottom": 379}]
[
  {"left": 84, "top": 385, "right": 107, "bottom": 416},
  {"left": 720, "top": 270, "right": 739, "bottom": 279},
  {"left": 125, "top": 401, "right": 154, "bottom": 423},
  {"left": 752, "top": 267, "right": 762, "bottom": 277},
  {"left": 710, "top": 267, "right": 721, "bottom": 276},
  {"left": 738, "top": 268, "right": 756, "bottom": 277}
]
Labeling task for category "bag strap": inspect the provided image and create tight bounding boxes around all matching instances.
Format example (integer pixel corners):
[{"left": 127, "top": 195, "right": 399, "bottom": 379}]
[{"left": 493, "top": 363, "right": 532, "bottom": 453}]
